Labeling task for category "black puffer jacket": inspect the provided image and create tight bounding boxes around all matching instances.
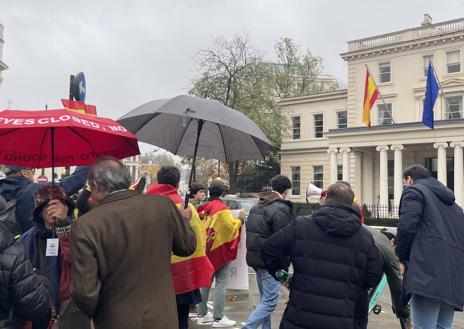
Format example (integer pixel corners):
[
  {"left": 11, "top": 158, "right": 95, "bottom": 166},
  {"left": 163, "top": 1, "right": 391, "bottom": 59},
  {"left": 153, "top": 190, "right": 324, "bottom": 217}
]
[
  {"left": 262, "top": 204, "right": 382, "bottom": 329},
  {"left": 246, "top": 191, "right": 293, "bottom": 269},
  {"left": 396, "top": 177, "right": 464, "bottom": 309},
  {"left": 0, "top": 221, "right": 50, "bottom": 329}
]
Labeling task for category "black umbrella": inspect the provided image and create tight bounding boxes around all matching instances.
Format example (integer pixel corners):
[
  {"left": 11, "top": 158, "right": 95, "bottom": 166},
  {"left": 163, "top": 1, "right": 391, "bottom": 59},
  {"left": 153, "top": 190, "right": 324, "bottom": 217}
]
[{"left": 118, "top": 95, "right": 272, "bottom": 206}]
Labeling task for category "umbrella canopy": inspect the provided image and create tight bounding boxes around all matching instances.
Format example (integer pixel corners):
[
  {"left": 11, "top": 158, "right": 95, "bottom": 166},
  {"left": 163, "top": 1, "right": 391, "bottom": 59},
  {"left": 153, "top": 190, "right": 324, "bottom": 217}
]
[
  {"left": 118, "top": 95, "right": 272, "bottom": 162},
  {"left": 0, "top": 109, "right": 140, "bottom": 168}
]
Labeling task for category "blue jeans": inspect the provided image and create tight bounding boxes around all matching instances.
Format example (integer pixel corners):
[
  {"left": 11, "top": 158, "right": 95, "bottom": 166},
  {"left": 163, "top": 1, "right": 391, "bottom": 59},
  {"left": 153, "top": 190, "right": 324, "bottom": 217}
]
[
  {"left": 242, "top": 268, "right": 281, "bottom": 329},
  {"left": 410, "top": 294, "right": 454, "bottom": 329}
]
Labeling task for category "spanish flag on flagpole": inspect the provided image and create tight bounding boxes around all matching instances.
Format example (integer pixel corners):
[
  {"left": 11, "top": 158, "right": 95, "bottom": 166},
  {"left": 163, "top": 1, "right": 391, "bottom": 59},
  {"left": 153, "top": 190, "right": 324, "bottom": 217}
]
[
  {"left": 362, "top": 67, "right": 379, "bottom": 128},
  {"left": 145, "top": 184, "right": 214, "bottom": 294},
  {"left": 197, "top": 199, "right": 242, "bottom": 271}
]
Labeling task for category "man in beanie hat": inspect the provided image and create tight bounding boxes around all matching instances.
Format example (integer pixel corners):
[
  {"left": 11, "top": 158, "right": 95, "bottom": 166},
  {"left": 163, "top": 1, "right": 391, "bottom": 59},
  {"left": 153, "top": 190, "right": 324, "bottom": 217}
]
[
  {"left": 19, "top": 184, "right": 79, "bottom": 329},
  {"left": 0, "top": 165, "right": 88, "bottom": 234}
]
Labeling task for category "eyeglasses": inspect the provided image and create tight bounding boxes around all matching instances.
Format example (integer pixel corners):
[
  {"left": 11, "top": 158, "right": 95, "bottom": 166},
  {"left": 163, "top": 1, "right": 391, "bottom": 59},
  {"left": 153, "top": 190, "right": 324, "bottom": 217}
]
[{"left": 24, "top": 168, "right": 36, "bottom": 174}]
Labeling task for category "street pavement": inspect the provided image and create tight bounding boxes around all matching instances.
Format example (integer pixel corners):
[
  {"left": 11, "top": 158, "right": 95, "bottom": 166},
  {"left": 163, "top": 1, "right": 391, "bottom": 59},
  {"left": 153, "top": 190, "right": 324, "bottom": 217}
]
[{"left": 190, "top": 271, "right": 464, "bottom": 329}]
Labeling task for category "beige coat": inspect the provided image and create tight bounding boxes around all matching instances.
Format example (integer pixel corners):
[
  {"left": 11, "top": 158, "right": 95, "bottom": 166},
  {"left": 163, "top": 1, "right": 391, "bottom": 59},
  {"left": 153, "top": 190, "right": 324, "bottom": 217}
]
[{"left": 70, "top": 190, "right": 196, "bottom": 329}]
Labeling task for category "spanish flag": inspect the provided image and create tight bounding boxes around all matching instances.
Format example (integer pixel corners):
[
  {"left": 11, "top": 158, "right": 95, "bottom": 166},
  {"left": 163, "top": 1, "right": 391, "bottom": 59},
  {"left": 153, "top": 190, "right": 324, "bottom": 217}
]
[
  {"left": 145, "top": 184, "right": 214, "bottom": 294},
  {"left": 61, "top": 99, "right": 97, "bottom": 116},
  {"left": 197, "top": 199, "right": 242, "bottom": 270},
  {"left": 362, "top": 68, "right": 379, "bottom": 128}
]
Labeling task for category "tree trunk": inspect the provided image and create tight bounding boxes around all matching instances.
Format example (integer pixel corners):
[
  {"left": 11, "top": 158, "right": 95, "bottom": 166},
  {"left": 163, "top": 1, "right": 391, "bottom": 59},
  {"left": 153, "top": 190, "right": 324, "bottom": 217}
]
[{"left": 228, "top": 161, "right": 239, "bottom": 194}]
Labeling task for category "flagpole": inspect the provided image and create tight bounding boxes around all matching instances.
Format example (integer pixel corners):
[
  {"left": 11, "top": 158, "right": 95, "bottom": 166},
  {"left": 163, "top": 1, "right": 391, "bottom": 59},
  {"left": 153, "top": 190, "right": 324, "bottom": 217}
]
[
  {"left": 429, "top": 60, "right": 451, "bottom": 120},
  {"left": 365, "top": 64, "right": 395, "bottom": 125}
]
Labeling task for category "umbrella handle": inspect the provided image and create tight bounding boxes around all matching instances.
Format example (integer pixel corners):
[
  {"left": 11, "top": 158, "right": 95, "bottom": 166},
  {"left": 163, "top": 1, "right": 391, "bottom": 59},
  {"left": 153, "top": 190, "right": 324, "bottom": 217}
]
[{"left": 184, "top": 119, "right": 205, "bottom": 209}]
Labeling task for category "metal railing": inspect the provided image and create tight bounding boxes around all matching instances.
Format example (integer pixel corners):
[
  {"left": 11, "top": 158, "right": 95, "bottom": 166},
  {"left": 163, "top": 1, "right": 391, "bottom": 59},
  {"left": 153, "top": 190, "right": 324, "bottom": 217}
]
[
  {"left": 363, "top": 204, "right": 399, "bottom": 219},
  {"left": 348, "top": 18, "right": 464, "bottom": 51}
]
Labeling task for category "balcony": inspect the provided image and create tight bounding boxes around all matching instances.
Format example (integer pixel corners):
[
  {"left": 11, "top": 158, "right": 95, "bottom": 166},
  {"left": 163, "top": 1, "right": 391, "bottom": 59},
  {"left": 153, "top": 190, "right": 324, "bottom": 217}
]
[{"left": 347, "top": 17, "right": 464, "bottom": 52}]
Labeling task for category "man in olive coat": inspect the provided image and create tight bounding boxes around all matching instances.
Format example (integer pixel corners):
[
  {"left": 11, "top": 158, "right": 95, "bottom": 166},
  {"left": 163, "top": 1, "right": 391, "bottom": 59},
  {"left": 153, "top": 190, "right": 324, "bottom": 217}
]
[{"left": 70, "top": 157, "right": 196, "bottom": 329}]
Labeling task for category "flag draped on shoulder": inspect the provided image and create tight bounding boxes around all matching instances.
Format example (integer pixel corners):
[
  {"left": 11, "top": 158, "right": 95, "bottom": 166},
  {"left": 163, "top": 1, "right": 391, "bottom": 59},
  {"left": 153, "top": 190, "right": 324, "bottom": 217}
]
[
  {"left": 422, "top": 62, "right": 440, "bottom": 129},
  {"left": 145, "top": 183, "right": 214, "bottom": 294},
  {"left": 197, "top": 199, "right": 242, "bottom": 271},
  {"left": 362, "top": 68, "right": 379, "bottom": 128}
]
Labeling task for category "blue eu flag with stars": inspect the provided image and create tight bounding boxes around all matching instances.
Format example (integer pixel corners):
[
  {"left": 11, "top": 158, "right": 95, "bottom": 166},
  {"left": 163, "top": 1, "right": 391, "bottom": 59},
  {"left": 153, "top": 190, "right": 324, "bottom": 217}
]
[{"left": 422, "top": 62, "right": 440, "bottom": 129}]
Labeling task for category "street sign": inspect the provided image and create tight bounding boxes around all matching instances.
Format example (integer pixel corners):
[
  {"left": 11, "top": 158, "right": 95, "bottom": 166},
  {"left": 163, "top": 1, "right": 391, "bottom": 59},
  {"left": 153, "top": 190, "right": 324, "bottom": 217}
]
[
  {"left": 37, "top": 175, "right": 48, "bottom": 184},
  {"left": 72, "top": 72, "right": 86, "bottom": 102}
]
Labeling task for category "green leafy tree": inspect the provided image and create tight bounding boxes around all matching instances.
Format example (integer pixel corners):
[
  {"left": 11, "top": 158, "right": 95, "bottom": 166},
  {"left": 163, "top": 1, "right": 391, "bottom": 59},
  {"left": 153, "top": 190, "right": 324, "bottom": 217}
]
[
  {"left": 273, "top": 37, "right": 338, "bottom": 98},
  {"left": 190, "top": 34, "right": 336, "bottom": 193}
]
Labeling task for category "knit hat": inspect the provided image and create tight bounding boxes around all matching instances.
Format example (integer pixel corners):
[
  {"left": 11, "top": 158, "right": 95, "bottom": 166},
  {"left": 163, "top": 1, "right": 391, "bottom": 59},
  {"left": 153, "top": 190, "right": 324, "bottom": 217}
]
[
  {"left": 33, "top": 184, "right": 75, "bottom": 220},
  {"left": 3, "top": 165, "right": 25, "bottom": 176}
]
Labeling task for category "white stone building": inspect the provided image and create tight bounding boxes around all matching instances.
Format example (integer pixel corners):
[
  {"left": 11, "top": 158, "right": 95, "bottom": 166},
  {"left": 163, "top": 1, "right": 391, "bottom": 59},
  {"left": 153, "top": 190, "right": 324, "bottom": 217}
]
[
  {"left": 122, "top": 155, "right": 142, "bottom": 182},
  {"left": 280, "top": 15, "right": 464, "bottom": 209},
  {"left": 0, "top": 23, "right": 8, "bottom": 87}
]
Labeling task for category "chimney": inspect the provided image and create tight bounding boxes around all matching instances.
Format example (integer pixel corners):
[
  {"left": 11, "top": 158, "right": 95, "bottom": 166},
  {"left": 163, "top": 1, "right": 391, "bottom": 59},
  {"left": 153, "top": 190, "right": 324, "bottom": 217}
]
[{"left": 421, "top": 14, "right": 433, "bottom": 26}]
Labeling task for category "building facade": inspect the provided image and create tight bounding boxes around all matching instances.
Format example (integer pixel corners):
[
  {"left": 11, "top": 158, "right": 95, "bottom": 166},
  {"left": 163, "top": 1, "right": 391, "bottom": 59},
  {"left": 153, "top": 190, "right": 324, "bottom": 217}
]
[
  {"left": 122, "top": 155, "right": 142, "bottom": 182},
  {"left": 0, "top": 23, "right": 8, "bottom": 87},
  {"left": 280, "top": 15, "right": 464, "bottom": 209}
]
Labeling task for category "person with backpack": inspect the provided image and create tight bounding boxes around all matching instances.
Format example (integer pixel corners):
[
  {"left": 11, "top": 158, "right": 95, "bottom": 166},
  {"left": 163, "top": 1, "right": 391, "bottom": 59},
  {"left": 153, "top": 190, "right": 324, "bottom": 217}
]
[{"left": 0, "top": 166, "right": 88, "bottom": 234}]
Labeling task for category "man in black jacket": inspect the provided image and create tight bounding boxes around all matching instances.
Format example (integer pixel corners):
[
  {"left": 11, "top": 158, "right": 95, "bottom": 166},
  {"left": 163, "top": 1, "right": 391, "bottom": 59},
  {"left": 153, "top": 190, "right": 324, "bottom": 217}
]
[
  {"left": 396, "top": 164, "right": 464, "bottom": 329},
  {"left": 243, "top": 175, "right": 293, "bottom": 329},
  {"left": 262, "top": 182, "right": 382, "bottom": 329},
  {"left": 0, "top": 220, "right": 51, "bottom": 328}
]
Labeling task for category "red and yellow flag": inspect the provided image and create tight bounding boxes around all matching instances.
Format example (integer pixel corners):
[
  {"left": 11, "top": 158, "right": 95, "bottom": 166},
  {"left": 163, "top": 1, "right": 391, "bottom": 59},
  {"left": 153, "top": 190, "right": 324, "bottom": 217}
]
[
  {"left": 197, "top": 199, "right": 242, "bottom": 271},
  {"left": 61, "top": 99, "right": 97, "bottom": 116},
  {"left": 362, "top": 68, "right": 379, "bottom": 128},
  {"left": 146, "top": 184, "right": 214, "bottom": 294}
]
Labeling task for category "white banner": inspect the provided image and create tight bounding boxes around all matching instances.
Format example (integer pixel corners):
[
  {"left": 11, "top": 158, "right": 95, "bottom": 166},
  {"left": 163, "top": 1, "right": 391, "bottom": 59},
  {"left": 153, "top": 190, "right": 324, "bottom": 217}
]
[{"left": 225, "top": 221, "right": 249, "bottom": 290}]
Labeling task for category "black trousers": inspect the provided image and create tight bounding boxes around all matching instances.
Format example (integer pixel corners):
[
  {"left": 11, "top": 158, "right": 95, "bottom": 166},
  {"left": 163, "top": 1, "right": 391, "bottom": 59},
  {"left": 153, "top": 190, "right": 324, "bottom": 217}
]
[{"left": 177, "top": 304, "right": 190, "bottom": 329}]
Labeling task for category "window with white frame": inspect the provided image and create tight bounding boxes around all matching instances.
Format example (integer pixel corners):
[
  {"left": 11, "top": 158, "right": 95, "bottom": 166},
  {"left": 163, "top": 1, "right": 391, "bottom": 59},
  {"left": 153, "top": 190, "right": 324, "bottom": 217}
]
[
  {"left": 292, "top": 116, "right": 300, "bottom": 139},
  {"left": 378, "top": 103, "right": 393, "bottom": 125},
  {"left": 423, "top": 55, "right": 433, "bottom": 76},
  {"left": 445, "top": 95, "right": 462, "bottom": 119},
  {"left": 336, "top": 111, "right": 347, "bottom": 129},
  {"left": 314, "top": 113, "right": 323, "bottom": 138},
  {"left": 313, "top": 166, "right": 323, "bottom": 188},
  {"left": 379, "top": 62, "right": 391, "bottom": 83},
  {"left": 291, "top": 166, "right": 301, "bottom": 195},
  {"left": 337, "top": 165, "right": 343, "bottom": 181},
  {"left": 447, "top": 50, "right": 461, "bottom": 73}
]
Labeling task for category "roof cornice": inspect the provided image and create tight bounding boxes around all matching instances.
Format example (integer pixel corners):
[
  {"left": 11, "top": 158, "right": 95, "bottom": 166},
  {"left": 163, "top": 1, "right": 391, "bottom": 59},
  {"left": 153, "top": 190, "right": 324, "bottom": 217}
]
[
  {"left": 341, "top": 18, "right": 464, "bottom": 61},
  {"left": 279, "top": 89, "right": 347, "bottom": 105}
]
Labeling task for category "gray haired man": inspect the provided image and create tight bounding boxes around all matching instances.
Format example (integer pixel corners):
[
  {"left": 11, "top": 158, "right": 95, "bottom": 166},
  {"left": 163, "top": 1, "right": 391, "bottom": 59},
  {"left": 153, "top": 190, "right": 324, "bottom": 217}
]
[{"left": 70, "top": 157, "right": 196, "bottom": 329}]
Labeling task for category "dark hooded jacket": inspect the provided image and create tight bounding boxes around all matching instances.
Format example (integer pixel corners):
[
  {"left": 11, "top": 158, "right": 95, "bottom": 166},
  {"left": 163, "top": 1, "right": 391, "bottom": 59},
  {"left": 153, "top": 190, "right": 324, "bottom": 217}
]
[
  {"left": 246, "top": 191, "right": 293, "bottom": 269},
  {"left": 0, "top": 221, "right": 50, "bottom": 329},
  {"left": 0, "top": 166, "right": 89, "bottom": 234},
  {"left": 262, "top": 204, "right": 382, "bottom": 329},
  {"left": 396, "top": 177, "right": 464, "bottom": 309}
]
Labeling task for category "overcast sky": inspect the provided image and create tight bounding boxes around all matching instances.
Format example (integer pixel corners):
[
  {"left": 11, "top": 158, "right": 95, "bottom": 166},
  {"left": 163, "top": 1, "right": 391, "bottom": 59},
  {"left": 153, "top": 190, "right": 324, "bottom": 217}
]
[{"left": 0, "top": 0, "right": 463, "bottom": 152}]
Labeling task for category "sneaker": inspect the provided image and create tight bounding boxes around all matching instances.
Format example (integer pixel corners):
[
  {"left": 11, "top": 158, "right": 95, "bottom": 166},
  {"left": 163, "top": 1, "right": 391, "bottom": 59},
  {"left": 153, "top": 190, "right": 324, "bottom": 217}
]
[
  {"left": 197, "top": 312, "right": 214, "bottom": 325},
  {"left": 212, "top": 316, "right": 237, "bottom": 328}
]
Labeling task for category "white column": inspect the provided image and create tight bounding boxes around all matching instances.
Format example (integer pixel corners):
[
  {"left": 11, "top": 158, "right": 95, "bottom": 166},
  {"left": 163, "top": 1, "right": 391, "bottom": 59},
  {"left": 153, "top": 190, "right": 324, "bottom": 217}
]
[
  {"left": 376, "top": 145, "right": 389, "bottom": 206},
  {"left": 327, "top": 148, "right": 338, "bottom": 184},
  {"left": 451, "top": 142, "right": 464, "bottom": 207},
  {"left": 340, "top": 147, "right": 351, "bottom": 182},
  {"left": 391, "top": 145, "right": 405, "bottom": 207},
  {"left": 434, "top": 142, "right": 449, "bottom": 185},
  {"left": 362, "top": 152, "right": 374, "bottom": 205}
]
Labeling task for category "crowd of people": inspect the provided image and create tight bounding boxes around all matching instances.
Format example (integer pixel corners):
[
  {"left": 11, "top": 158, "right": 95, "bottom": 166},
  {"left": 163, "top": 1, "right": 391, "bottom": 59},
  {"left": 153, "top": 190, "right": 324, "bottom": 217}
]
[{"left": 1, "top": 159, "right": 464, "bottom": 329}]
